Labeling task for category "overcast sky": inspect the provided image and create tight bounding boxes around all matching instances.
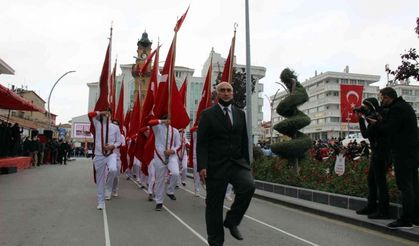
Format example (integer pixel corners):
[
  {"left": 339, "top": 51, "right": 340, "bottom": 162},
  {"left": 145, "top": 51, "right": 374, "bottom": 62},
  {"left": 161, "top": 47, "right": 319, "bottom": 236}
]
[{"left": 1, "top": 0, "right": 418, "bottom": 124}]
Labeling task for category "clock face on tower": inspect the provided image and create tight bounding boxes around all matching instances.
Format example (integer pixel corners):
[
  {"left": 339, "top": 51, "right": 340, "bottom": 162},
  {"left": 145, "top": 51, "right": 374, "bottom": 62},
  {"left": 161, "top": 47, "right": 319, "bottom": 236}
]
[{"left": 141, "top": 53, "right": 147, "bottom": 60}]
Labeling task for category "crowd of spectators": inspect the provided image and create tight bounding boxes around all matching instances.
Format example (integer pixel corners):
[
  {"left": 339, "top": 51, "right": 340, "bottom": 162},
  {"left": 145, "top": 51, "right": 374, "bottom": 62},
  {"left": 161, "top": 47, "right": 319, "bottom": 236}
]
[
  {"left": 0, "top": 120, "right": 80, "bottom": 166},
  {"left": 258, "top": 136, "right": 370, "bottom": 161},
  {"left": 310, "top": 137, "right": 370, "bottom": 161}
]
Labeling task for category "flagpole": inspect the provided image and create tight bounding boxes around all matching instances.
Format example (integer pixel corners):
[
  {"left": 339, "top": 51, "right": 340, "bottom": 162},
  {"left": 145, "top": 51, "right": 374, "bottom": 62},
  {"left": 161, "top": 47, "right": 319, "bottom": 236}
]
[
  {"left": 165, "top": 33, "right": 177, "bottom": 161},
  {"left": 245, "top": 0, "right": 253, "bottom": 162},
  {"left": 230, "top": 24, "right": 237, "bottom": 84}
]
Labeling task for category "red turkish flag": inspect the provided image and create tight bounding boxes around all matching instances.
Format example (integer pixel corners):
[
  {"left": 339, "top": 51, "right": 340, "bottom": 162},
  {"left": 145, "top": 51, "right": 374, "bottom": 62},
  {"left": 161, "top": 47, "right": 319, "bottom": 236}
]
[
  {"left": 109, "top": 61, "right": 117, "bottom": 117},
  {"left": 128, "top": 92, "right": 141, "bottom": 139},
  {"left": 114, "top": 77, "right": 125, "bottom": 133},
  {"left": 221, "top": 32, "right": 236, "bottom": 83},
  {"left": 174, "top": 6, "right": 189, "bottom": 32},
  {"left": 193, "top": 56, "right": 213, "bottom": 128},
  {"left": 153, "top": 37, "right": 190, "bottom": 129},
  {"left": 94, "top": 41, "right": 111, "bottom": 112},
  {"left": 340, "top": 84, "right": 363, "bottom": 123},
  {"left": 134, "top": 46, "right": 160, "bottom": 168},
  {"left": 179, "top": 77, "right": 187, "bottom": 106}
]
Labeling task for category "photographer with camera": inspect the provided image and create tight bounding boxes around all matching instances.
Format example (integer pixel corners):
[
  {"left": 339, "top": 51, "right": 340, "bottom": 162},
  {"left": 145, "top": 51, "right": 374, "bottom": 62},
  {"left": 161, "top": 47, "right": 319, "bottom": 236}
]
[
  {"left": 369, "top": 87, "right": 419, "bottom": 229},
  {"left": 354, "top": 98, "right": 391, "bottom": 220}
]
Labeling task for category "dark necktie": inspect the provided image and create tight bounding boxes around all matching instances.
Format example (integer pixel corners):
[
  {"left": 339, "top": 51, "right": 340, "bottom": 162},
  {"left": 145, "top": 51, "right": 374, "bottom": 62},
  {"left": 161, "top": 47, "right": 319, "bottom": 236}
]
[{"left": 224, "top": 107, "right": 232, "bottom": 129}]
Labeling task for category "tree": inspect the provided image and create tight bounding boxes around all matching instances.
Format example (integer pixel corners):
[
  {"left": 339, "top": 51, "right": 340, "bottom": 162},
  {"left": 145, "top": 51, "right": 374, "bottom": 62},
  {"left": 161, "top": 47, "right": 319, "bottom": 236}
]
[{"left": 385, "top": 18, "right": 419, "bottom": 82}]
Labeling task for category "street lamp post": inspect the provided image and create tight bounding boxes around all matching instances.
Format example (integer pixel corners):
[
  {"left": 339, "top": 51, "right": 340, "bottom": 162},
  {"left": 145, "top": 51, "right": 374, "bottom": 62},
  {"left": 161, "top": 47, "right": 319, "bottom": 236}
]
[
  {"left": 47, "top": 71, "right": 76, "bottom": 130},
  {"left": 266, "top": 86, "right": 282, "bottom": 145}
]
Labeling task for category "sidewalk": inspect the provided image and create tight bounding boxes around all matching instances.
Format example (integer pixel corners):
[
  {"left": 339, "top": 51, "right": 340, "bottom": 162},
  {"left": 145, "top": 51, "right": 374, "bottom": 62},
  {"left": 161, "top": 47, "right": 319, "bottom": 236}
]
[{"left": 253, "top": 183, "right": 419, "bottom": 242}]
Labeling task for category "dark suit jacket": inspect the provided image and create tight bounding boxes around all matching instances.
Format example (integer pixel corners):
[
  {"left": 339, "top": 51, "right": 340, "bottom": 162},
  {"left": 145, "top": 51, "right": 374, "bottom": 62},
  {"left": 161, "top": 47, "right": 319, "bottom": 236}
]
[
  {"left": 377, "top": 97, "right": 419, "bottom": 167},
  {"left": 197, "top": 104, "right": 250, "bottom": 179}
]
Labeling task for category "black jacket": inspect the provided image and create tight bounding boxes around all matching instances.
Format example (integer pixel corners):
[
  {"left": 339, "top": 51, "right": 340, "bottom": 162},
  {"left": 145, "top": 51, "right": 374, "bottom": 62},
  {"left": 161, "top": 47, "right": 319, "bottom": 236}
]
[
  {"left": 197, "top": 104, "right": 250, "bottom": 179},
  {"left": 377, "top": 97, "right": 418, "bottom": 166}
]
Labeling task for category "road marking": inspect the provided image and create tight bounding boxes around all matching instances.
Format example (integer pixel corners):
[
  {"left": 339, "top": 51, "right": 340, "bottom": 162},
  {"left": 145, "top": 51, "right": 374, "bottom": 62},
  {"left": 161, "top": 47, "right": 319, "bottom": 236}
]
[
  {"left": 181, "top": 186, "right": 320, "bottom": 246},
  {"left": 129, "top": 177, "right": 209, "bottom": 245},
  {"left": 102, "top": 207, "right": 111, "bottom": 246}
]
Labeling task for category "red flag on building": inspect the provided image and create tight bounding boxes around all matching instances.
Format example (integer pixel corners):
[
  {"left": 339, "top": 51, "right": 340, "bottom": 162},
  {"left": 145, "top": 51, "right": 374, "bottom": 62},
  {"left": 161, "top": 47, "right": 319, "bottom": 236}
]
[
  {"left": 179, "top": 77, "right": 187, "bottom": 106},
  {"left": 340, "top": 84, "right": 363, "bottom": 123},
  {"left": 221, "top": 30, "right": 236, "bottom": 84}
]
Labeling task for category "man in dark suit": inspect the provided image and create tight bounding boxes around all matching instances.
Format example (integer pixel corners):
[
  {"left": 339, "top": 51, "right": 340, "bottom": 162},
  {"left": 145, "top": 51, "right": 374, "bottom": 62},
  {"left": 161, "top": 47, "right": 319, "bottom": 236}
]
[
  {"left": 370, "top": 87, "right": 419, "bottom": 229},
  {"left": 197, "top": 81, "right": 255, "bottom": 246}
]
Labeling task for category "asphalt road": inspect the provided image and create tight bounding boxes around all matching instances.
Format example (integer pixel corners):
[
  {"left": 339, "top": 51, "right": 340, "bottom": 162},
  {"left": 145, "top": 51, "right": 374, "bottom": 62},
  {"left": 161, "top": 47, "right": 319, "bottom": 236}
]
[{"left": 1, "top": 158, "right": 418, "bottom": 246}]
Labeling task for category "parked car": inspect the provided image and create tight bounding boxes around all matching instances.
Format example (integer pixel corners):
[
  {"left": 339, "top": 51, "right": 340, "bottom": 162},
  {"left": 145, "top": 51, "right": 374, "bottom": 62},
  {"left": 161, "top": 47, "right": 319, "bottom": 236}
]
[{"left": 341, "top": 133, "right": 369, "bottom": 147}]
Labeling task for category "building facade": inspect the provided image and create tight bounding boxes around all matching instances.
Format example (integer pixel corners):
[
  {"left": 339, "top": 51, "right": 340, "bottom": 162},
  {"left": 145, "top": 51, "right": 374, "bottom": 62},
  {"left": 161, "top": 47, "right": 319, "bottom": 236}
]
[
  {"left": 388, "top": 84, "right": 419, "bottom": 125},
  {"left": 270, "top": 68, "right": 381, "bottom": 141}
]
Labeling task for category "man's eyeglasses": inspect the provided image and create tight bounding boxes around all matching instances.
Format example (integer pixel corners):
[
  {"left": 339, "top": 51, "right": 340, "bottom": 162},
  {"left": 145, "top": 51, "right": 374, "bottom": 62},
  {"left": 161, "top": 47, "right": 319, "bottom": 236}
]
[{"left": 219, "top": 88, "right": 232, "bottom": 92}]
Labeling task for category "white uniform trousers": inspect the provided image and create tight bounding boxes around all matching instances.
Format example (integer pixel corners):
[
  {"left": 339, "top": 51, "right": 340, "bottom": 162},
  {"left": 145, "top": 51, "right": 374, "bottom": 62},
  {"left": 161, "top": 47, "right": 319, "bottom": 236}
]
[
  {"left": 179, "top": 154, "right": 188, "bottom": 184},
  {"left": 152, "top": 156, "right": 179, "bottom": 204},
  {"left": 132, "top": 157, "right": 141, "bottom": 181},
  {"left": 94, "top": 153, "right": 117, "bottom": 204},
  {"left": 112, "top": 158, "right": 121, "bottom": 193},
  {"left": 192, "top": 156, "right": 201, "bottom": 193},
  {"left": 147, "top": 163, "right": 155, "bottom": 195}
]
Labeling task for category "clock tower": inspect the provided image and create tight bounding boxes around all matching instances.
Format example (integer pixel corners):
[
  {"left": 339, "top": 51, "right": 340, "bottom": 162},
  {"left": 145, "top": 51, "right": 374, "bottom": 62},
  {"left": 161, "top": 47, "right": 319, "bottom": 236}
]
[{"left": 132, "top": 31, "right": 152, "bottom": 106}]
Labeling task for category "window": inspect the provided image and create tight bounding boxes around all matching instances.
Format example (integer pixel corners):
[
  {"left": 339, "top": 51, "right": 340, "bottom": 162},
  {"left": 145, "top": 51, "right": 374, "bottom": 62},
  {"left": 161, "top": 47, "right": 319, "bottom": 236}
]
[
  {"left": 350, "top": 79, "right": 357, "bottom": 85},
  {"left": 341, "top": 79, "right": 348, "bottom": 84},
  {"left": 329, "top": 117, "right": 340, "bottom": 122},
  {"left": 402, "top": 89, "right": 412, "bottom": 96}
]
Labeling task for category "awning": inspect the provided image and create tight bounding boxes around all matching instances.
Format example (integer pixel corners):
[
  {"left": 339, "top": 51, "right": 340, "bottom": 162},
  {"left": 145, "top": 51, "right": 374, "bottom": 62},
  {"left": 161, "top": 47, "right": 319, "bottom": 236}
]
[{"left": 0, "top": 83, "right": 46, "bottom": 113}]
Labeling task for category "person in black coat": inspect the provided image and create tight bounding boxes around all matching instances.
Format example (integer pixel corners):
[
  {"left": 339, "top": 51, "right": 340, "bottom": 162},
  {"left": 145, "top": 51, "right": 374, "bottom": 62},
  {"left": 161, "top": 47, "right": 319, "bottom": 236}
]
[
  {"left": 197, "top": 82, "right": 255, "bottom": 246},
  {"left": 370, "top": 87, "right": 419, "bottom": 229},
  {"left": 355, "top": 98, "right": 390, "bottom": 219}
]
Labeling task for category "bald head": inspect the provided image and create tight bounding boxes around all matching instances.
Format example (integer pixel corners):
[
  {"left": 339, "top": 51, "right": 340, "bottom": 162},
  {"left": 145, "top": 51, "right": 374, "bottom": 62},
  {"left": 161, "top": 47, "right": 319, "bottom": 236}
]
[
  {"left": 216, "top": 81, "right": 233, "bottom": 93},
  {"left": 216, "top": 81, "right": 234, "bottom": 104}
]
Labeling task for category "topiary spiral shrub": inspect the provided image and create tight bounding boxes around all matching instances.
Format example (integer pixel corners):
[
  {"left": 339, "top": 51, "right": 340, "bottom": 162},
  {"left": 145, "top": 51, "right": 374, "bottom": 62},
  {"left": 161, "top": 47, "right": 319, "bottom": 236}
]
[{"left": 271, "top": 68, "right": 312, "bottom": 160}]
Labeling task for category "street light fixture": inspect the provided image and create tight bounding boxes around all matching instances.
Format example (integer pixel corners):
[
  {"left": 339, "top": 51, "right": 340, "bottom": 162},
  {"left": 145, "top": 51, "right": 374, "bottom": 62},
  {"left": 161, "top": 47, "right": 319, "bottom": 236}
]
[{"left": 47, "top": 70, "right": 76, "bottom": 130}]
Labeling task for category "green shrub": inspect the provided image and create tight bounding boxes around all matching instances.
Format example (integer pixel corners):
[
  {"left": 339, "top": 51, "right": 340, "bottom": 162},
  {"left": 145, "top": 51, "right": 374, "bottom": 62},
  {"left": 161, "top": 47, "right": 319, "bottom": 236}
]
[{"left": 252, "top": 155, "right": 401, "bottom": 203}]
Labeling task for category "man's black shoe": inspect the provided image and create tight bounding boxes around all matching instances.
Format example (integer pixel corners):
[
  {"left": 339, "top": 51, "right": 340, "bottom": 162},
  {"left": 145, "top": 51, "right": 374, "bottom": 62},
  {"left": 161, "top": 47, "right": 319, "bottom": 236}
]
[
  {"left": 148, "top": 194, "right": 153, "bottom": 201},
  {"left": 155, "top": 203, "right": 163, "bottom": 211},
  {"left": 167, "top": 194, "right": 176, "bottom": 200},
  {"left": 223, "top": 221, "right": 243, "bottom": 240},
  {"left": 368, "top": 211, "right": 390, "bottom": 220},
  {"left": 387, "top": 219, "right": 413, "bottom": 230},
  {"left": 356, "top": 206, "right": 376, "bottom": 215}
]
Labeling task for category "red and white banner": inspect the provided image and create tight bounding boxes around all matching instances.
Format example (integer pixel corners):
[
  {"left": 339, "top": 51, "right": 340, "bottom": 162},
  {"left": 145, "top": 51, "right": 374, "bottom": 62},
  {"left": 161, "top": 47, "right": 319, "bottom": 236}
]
[{"left": 340, "top": 84, "right": 363, "bottom": 123}]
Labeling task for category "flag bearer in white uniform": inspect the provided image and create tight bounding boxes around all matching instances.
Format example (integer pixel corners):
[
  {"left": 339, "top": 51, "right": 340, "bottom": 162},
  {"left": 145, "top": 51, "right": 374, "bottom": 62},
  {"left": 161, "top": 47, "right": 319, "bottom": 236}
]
[
  {"left": 88, "top": 110, "right": 122, "bottom": 210},
  {"left": 149, "top": 118, "right": 180, "bottom": 211}
]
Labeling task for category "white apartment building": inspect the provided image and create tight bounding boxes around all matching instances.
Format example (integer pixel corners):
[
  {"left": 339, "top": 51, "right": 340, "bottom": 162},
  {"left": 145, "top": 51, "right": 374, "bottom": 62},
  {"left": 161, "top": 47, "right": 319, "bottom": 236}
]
[
  {"left": 388, "top": 83, "right": 419, "bottom": 125},
  {"left": 271, "top": 68, "right": 380, "bottom": 140}
]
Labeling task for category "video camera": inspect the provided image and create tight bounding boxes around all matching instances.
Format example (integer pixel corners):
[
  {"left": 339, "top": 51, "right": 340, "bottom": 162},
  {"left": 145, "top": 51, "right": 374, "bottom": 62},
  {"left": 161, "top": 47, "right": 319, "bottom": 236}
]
[{"left": 353, "top": 105, "right": 380, "bottom": 119}]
